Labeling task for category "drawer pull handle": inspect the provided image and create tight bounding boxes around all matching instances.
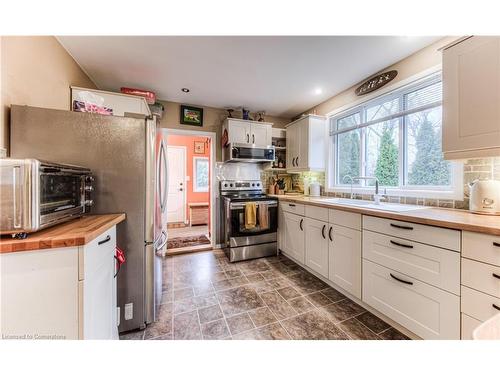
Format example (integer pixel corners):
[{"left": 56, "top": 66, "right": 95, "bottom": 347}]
[
  {"left": 493, "top": 273, "right": 500, "bottom": 280},
  {"left": 390, "top": 273, "right": 413, "bottom": 285},
  {"left": 98, "top": 235, "right": 111, "bottom": 245},
  {"left": 289, "top": 204, "right": 296, "bottom": 207},
  {"left": 299, "top": 218, "right": 303, "bottom": 231},
  {"left": 493, "top": 304, "right": 500, "bottom": 311},
  {"left": 321, "top": 224, "right": 326, "bottom": 239},
  {"left": 328, "top": 226, "right": 333, "bottom": 241},
  {"left": 390, "top": 223, "right": 414, "bottom": 230},
  {"left": 493, "top": 242, "right": 500, "bottom": 247},
  {"left": 390, "top": 240, "right": 414, "bottom": 249}
]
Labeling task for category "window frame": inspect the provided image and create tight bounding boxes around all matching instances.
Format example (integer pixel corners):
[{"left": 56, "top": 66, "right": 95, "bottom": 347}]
[
  {"left": 193, "top": 156, "right": 209, "bottom": 193},
  {"left": 327, "top": 72, "right": 463, "bottom": 200}
]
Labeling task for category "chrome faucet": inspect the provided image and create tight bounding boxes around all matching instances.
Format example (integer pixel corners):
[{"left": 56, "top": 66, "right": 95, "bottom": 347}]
[
  {"left": 353, "top": 176, "right": 385, "bottom": 205},
  {"left": 342, "top": 175, "right": 355, "bottom": 199}
]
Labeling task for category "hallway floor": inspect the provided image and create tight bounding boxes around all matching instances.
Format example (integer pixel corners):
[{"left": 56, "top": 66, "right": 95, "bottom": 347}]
[{"left": 120, "top": 250, "right": 410, "bottom": 340}]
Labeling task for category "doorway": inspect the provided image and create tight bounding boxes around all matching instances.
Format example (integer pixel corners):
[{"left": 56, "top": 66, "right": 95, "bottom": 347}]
[{"left": 165, "top": 129, "right": 215, "bottom": 254}]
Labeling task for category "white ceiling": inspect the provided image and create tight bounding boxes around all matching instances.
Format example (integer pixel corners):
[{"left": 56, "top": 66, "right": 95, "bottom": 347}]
[{"left": 57, "top": 36, "right": 442, "bottom": 118}]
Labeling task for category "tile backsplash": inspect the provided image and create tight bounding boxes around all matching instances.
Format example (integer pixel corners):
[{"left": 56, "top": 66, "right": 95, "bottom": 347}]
[{"left": 260, "top": 157, "right": 500, "bottom": 211}]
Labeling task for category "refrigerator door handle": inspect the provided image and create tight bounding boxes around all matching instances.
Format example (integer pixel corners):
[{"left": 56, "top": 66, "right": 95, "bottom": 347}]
[
  {"left": 155, "top": 230, "right": 168, "bottom": 255},
  {"left": 158, "top": 140, "right": 168, "bottom": 212}
]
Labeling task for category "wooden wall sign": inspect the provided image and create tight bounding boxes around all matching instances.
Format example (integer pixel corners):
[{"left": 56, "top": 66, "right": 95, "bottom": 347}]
[{"left": 355, "top": 70, "right": 398, "bottom": 96}]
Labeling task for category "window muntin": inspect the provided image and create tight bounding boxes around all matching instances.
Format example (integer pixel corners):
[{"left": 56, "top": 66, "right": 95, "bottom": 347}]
[{"left": 329, "top": 73, "right": 455, "bottom": 194}]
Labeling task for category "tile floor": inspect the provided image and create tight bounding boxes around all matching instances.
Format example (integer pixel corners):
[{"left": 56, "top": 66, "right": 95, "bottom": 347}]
[{"left": 120, "top": 250, "right": 410, "bottom": 340}]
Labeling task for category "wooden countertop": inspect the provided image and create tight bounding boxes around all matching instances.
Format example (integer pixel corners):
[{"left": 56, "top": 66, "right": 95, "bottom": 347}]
[
  {"left": 0, "top": 214, "right": 126, "bottom": 253},
  {"left": 272, "top": 195, "right": 500, "bottom": 236}
]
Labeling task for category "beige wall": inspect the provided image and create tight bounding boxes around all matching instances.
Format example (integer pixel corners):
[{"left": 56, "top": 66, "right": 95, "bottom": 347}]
[
  {"left": 1, "top": 36, "right": 97, "bottom": 153},
  {"left": 300, "top": 37, "right": 457, "bottom": 118},
  {"left": 157, "top": 100, "right": 290, "bottom": 161}
]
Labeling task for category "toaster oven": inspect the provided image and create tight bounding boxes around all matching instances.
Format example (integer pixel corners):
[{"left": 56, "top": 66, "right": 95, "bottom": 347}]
[{"left": 0, "top": 159, "right": 94, "bottom": 237}]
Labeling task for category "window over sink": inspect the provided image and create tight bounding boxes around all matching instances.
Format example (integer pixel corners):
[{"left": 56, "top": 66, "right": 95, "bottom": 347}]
[{"left": 328, "top": 72, "right": 462, "bottom": 199}]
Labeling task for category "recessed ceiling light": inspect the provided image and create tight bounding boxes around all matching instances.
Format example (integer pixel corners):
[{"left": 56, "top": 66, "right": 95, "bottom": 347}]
[
  {"left": 181, "top": 88, "right": 190, "bottom": 93},
  {"left": 314, "top": 88, "right": 323, "bottom": 95}
]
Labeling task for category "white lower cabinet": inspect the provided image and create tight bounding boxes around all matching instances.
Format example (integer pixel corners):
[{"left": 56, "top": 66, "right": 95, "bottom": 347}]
[
  {"left": 282, "top": 212, "right": 305, "bottom": 264},
  {"left": 305, "top": 217, "right": 329, "bottom": 278},
  {"left": 362, "top": 259, "right": 460, "bottom": 340},
  {"left": 0, "top": 226, "right": 118, "bottom": 340},
  {"left": 328, "top": 224, "right": 361, "bottom": 299},
  {"left": 363, "top": 230, "right": 460, "bottom": 295}
]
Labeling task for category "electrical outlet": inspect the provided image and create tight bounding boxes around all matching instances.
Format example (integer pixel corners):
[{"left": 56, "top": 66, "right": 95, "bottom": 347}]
[
  {"left": 117, "top": 307, "right": 121, "bottom": 326},
  {"left": 124, "top": 303, "right": 133, "bottom": 320}
]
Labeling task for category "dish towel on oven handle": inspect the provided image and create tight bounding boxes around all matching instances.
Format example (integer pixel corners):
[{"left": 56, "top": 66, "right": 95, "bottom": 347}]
[
  {"left": 244, "top": 202, "right": 257, "bottom": 229},
  {"left": 258, "top": 202, "right": 269, "bottom": 230}
]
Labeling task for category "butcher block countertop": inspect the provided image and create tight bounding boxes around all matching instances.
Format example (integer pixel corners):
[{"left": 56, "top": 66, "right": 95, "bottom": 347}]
[
  {"left": 272, "top": 195, "right": 500, "bottom": 236},
  {"left": 0, "top": 214, "right": 126, "bottom": 253}
]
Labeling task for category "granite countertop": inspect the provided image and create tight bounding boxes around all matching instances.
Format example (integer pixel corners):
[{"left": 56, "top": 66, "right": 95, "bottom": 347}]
[
  {"left": 271, "top": 195, "right": 500, "bottom": 236},
  {"left": 0, "top": 214, "right": 126, "bottom": 253}
]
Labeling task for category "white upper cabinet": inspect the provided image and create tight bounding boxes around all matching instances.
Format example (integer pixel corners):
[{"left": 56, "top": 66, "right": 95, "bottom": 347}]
[
  {"left": 285, "top": 115, "right": 326, "bottom": 172},
  {"left": 443, "top": 36, "right": 500, "bottom": 159},
  {"left": 223, "top": 118, "right": 272, "bottom": 147}
]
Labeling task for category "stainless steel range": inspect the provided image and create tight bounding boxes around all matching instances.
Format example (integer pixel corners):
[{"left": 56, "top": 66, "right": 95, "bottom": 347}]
[{"left": 221, "top": 180, "right": 278, "bottom": 262}]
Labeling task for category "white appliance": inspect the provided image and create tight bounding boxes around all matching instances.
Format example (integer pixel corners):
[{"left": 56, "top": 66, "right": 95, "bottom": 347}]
[
  {"left": 309, "top": 181, "right": 321, "bottom": 197},
  {"left": 469, "top": 179, "right": 500, "bottom": 215}
]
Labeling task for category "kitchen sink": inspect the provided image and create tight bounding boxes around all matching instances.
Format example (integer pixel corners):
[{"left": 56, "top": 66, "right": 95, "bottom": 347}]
[{"left": 309, "top": 198, "right": 428, "bottom": 212}]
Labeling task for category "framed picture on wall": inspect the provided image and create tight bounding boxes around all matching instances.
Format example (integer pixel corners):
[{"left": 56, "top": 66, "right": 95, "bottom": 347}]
[
  {"left": 194, "top": 141, "right": 205, "bottom": 154},
  {"left": 180, "top": 105, "right": 203, "bottom": 126}
]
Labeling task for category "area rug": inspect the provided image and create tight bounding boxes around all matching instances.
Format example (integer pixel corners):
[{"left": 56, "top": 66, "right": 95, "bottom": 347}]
[{"left": 167, "top": 235, "right": 211, "bottom": 249}]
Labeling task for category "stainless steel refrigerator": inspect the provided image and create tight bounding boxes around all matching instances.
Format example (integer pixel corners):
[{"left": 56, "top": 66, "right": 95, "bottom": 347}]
[{"left": 10, "top": 105, "right": 168, "bottom": 332}]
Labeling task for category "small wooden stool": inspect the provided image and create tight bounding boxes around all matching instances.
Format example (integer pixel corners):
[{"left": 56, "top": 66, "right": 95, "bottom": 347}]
[{"left": 188, "top": 202, "right": 209, "bottom": 226}]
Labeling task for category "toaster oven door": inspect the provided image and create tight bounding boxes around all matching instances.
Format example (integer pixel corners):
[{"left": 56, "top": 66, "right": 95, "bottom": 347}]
[
  {"left": 0, "top": 159, "right": 36, "bottom": 233},
  {"left": 39, "top": 172, "right": 85, "bottom": 226}
]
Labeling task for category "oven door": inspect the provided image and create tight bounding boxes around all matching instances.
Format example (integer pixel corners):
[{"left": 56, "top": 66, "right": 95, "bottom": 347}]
[
  {"left": 39, "top": 172, "right": 85, "bottom": 226},
  {"left": 226, "top": 199, "right": 278, "bottom": 247}
]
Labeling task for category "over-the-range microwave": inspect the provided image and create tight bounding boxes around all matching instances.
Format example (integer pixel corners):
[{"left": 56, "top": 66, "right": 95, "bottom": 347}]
[
  {"left": 0, "top": 158, "right": 94, "bottom": 237},
  {"left": 223, "top": 143, "right": 275, "bottom": 163}
]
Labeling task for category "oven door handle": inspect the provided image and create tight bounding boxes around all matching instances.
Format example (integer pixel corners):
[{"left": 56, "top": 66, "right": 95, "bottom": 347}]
[{"left": 229, "top": 201, "right": 278, "bottom": 209}]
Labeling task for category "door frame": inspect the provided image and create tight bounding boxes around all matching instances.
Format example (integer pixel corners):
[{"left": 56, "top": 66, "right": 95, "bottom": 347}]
[
  {"left": 165, "top": 128, "right": 216, "bottom": 249},
  {"left": 166, "top": 144, "right": 187, "bottom": 224}
]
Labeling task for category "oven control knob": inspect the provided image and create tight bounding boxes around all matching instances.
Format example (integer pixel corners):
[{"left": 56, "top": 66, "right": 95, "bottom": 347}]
[
  {"left": 251, "top": 183, "right": 255, "bottom": 187},
  {"left": 85, "top": 176, "right": 95, "bottom": 182},
  {"left": 84, "top": 199, "right": 94, "bottom": 206},
  {"left": 256, "top": 183, "right": 260, "bottom": 187},
  {"left": 85, "top": 186, "right": 94, "bottom": 192},
  {"left": 229, "top": 183, "right": 233, "bottom": 187}
]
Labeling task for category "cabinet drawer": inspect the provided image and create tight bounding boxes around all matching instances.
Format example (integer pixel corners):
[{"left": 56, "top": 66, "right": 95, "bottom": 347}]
[
  {"left": 363, "top": 216, "right": 460, "bottom": 251},
  {"left": 281, "top": 202, "right": 305, "bottom": 215},
  {"left": 363, "top": 230, "right": 460, "bottom": 294},
  {"left": 329, "top": 209, "right": 361, "bottom": 230},
  {"left": 305, "top": 205, "right": 328, "bottom": 222},
  {"left": 462, "top": 258, "right": 500, "bottom": 297},
  {"left": 461, "top": 285, "right": 500, "bottom": 322},
  {"left": 461, "top": 313, "right": 482, "bottom": 340},
  {"left": 79, "top": 227, "right": 116, "bottom": 281},
  {"left": 462, "top": 231, "right": 500, "bottom": 266},
  {"left": 362, "top": 259, "right": 460, "bottom": 340}
]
